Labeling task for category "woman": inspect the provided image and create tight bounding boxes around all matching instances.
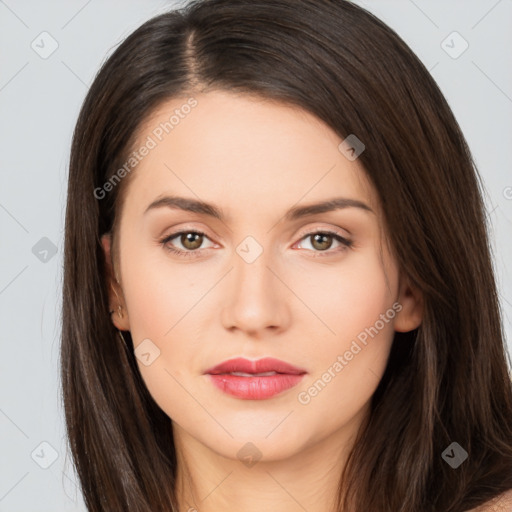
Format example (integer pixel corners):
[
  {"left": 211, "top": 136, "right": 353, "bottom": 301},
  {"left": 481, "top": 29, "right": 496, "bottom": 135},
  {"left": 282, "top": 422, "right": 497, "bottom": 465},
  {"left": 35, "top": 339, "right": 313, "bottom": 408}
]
[{"left": 61, "top": 0, "right": 512, "bottom": 510}]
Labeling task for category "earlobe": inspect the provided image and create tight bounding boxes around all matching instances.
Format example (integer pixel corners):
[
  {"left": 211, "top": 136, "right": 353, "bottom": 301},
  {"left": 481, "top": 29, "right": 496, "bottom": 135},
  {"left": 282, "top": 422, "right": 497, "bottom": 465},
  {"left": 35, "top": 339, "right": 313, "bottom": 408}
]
[
  {"left": 394, "top": 276, "right": 423, "bottom": 333},
  {"left": 101, "top": 233, "right": 130, "bottom": 331}
]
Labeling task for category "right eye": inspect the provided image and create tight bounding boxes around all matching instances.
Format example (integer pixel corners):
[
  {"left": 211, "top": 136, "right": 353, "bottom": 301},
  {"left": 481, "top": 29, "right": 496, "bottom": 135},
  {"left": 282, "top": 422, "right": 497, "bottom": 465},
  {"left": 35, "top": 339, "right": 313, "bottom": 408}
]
[{"left": 160, "top": 230, "right": 216, "bottom": 258}]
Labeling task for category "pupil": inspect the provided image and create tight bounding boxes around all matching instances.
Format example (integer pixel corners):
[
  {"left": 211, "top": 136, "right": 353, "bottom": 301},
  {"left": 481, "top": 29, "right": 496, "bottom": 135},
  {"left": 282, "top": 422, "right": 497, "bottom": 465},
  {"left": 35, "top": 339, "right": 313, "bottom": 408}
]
[
  {"left": 183, "top": 233, "right": 202, "bottom": 250},
  {"left": 313, "top": 233, "right": 332, "bottom": 251}
]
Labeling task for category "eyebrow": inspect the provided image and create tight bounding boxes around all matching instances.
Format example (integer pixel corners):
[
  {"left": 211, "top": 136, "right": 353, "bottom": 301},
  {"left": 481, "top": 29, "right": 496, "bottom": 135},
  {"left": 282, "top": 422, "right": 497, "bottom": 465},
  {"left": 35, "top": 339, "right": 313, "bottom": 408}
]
[{"left": 143, "top": 195, "right": 373, "bottom": 221}]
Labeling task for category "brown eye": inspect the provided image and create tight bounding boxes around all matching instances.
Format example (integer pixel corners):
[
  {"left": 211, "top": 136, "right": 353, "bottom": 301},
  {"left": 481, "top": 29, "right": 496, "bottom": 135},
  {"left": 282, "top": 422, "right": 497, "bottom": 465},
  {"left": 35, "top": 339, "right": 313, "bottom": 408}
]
[
  {"left": 161, "top": 230, "right": 215, "bottom": 258},
  {"left": 180, "top": 232, "right": 203, "bottom": 250},
  {"left": 295, "top": 230, "right": 353, "bottom": 256},
  {"left": 310, "top": 233, "right": 334, "bottom": 251}
]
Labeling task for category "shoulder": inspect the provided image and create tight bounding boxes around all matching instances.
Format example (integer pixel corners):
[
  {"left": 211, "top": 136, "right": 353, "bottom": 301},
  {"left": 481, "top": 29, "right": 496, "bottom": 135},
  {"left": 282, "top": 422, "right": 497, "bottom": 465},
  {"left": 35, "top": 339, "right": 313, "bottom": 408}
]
[{"left": 466, "top": 489, "right": 512, "bottom": 511}]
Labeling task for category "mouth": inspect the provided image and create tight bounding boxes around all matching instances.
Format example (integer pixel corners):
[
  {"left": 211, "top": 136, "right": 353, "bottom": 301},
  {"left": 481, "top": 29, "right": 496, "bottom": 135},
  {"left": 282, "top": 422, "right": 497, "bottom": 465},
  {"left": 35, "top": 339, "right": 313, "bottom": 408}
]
[
  {"left": 223, "top": 371, "right": 280, "bottom": 377},
  {"left": 204, "top": 357, "right": 307, "bottom": 400}
]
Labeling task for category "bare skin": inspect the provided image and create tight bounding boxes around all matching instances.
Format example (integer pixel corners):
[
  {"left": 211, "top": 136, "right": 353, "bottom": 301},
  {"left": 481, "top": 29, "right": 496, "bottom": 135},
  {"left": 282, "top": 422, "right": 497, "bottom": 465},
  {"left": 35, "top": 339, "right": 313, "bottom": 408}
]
[{"left": 102, "top": 90, "right": 423, "bottom": 512}]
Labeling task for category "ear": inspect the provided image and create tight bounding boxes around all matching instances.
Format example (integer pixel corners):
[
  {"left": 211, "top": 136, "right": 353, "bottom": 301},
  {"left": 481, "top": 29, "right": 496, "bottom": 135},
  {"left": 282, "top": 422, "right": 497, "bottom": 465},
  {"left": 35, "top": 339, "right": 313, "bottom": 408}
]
[
  {"left": 101, "top": 233, "right": 130, "bottom": 331},
  {"left": 394, "top": 274, "right": 423, "bottom": 333}
]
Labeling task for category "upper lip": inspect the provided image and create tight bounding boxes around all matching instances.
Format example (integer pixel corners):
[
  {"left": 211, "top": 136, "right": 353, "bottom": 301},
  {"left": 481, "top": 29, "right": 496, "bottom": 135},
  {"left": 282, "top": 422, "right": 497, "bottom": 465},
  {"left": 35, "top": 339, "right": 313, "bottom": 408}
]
[{"left": 204, "top": 357, "right": 307, "bottom": 375}]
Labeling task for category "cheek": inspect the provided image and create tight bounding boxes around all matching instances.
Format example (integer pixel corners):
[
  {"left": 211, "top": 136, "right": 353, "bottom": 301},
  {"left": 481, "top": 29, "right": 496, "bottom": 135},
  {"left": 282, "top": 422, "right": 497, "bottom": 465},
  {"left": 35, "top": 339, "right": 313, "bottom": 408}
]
[
  {"left": 294, "top": 250, "right": 397, "bottom": 418},
  {"left": 121, "top": 238, "right": 210, "bottom": 345},
  {"left": 296, "top": 250, "right": 396, "bottom": 344},
  {"left": 120, "top": 242, "right": 218, "bottom": 410}
]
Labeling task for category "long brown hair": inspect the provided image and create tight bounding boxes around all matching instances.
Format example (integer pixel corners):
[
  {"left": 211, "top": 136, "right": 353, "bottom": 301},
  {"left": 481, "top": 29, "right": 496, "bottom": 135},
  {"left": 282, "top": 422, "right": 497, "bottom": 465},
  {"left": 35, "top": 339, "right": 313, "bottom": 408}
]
[{"left": 61, "top": 0, "right": 512, "bottom": 510}]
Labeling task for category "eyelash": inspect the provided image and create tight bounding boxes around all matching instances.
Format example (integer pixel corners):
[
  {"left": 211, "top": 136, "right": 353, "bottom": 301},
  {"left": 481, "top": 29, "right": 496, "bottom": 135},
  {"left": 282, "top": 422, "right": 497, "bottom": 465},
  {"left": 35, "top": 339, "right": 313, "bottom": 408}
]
[{"left": 159, "top": 228, "right": 353, "bottom": 259}]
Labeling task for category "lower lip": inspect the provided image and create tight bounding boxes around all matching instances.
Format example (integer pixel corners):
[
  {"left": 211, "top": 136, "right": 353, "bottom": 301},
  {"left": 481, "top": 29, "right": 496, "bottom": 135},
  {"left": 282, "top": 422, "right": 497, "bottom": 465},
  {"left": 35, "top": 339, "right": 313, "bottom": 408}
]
[{"left": 207, "top": 373, "right": 305, "bottom": 400}]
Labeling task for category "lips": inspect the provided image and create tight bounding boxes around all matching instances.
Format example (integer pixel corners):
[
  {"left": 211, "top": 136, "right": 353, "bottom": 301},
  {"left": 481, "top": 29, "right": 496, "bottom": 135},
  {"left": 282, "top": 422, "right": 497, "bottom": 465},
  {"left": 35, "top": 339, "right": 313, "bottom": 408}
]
[
  {"left": 204, "top": 357, "right": 307, "bottom": 376},
  {"left": 204, "top": 357, "right": 307, "bottom": 400}
]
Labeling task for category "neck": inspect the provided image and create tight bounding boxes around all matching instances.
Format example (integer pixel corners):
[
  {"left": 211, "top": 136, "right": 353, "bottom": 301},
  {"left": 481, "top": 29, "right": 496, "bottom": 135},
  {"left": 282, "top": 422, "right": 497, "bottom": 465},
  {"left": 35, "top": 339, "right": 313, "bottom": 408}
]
[{"left": 172, "top": 404, "right": 369, "bottom": 512}]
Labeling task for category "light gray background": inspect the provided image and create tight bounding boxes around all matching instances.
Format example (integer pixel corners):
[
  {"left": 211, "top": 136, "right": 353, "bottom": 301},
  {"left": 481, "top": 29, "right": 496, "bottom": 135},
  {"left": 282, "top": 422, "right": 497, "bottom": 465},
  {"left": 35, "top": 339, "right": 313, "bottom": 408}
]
[{"left": 1, "top": 1, "right": 511, "bottom": 510}]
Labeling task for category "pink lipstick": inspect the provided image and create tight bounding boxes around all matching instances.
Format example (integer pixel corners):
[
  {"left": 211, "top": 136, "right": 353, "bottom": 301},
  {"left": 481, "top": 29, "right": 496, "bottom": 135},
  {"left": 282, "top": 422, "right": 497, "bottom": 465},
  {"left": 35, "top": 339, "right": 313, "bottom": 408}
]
[{"left": 204, "top": 357, "right": 307, "bottom": 400}]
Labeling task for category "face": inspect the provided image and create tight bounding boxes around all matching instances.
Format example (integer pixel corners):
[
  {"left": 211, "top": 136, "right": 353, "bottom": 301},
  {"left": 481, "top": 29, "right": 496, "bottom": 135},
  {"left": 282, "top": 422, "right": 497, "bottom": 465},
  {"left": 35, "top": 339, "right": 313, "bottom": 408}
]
[{"left": 102, "top": 90, "right": 422, "bottom": 463}]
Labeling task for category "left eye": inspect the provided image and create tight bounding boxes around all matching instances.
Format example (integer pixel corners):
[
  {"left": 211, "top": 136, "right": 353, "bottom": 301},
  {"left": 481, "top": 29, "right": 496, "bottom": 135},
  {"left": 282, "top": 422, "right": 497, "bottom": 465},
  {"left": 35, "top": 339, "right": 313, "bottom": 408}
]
[
  {"left": 160, "top": 229, "right": 352, "bottom": 258},
  {"left": 295, "top": 231, "right": 352, "bottom": 254}
]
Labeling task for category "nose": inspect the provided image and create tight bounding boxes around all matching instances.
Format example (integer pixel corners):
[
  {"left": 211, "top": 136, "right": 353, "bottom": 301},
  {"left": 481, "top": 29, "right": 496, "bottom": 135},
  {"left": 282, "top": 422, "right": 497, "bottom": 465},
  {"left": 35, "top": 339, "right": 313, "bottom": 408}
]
[{"left": 220, "top": 247, "right": 291, "bottom": 337}]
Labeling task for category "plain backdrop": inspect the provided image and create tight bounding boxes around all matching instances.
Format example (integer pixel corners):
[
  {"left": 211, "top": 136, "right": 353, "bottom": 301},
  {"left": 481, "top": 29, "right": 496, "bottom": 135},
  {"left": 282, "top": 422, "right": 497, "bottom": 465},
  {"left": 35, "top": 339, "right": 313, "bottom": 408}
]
[{"left": 1, "top": 1, "right": 511, "bottom": 510}]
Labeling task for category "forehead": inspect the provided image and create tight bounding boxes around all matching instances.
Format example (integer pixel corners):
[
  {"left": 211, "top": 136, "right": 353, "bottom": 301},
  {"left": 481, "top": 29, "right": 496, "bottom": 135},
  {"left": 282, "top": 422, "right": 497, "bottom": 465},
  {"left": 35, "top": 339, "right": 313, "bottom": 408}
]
[{"left": 123, "top": 90, "right": 379, "bottom": 219}]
